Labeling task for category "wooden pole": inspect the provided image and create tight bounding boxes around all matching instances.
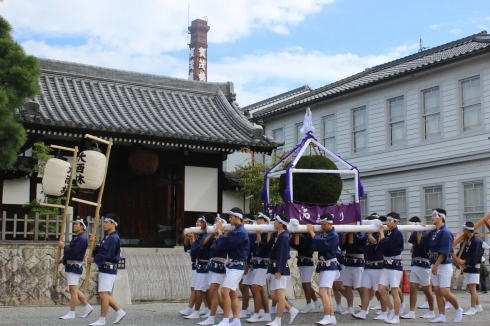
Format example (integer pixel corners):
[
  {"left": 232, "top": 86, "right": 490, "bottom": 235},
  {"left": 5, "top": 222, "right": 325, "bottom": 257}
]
[
  {"left": 453, "top": 213, "right": 490, "bottom": 248},
  {"left": 53, "top": 146, "right": 78, "bottom": 284},
  {"left": 82, "top": 137, "right": 113, "bottom": 291}
]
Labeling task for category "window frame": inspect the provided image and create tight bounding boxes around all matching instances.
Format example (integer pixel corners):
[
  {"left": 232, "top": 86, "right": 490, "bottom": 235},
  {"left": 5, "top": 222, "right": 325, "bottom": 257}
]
[
  {"left": 388, "top": 189, "right": 407, "bottom": 224},
  {"left": 387, "top": 96, "right": 406, "bottom": 146},
  {"left": 421, "top": 86, "right": 441, "bottom": 140},
  {"left": 322, "top": 114, "right": 336, "bottom": 151},
  {"left": 423, "top": 185, "right": 443, "bottom": 221},
  {"left": 272, "top": 127, "right": 285, "bottom": 154},
  {"left": 352, "top": 106, "right": 367, "bottom": 153},
  {"left": 462, "top": 180, "right": 485, "bottom": 231},
  {"left": 460, "top": 75, "right": 482, "bottom": 132}
]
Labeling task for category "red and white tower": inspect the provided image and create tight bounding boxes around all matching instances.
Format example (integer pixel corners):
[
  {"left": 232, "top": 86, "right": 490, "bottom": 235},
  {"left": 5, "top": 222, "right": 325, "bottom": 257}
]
[{"left": 188, "top": 19, "right": 210, "bottom": 82}]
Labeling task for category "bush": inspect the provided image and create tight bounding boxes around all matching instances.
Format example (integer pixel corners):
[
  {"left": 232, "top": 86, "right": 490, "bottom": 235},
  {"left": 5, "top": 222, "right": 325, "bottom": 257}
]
[{"left": 279, "top": 155, "right": 342, "bottom": 205}]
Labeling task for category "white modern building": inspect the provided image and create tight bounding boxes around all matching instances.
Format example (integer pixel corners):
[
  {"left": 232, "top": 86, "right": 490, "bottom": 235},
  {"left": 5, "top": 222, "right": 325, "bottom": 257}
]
[{"left": 244, "top": 31, "right": 490, "bottom": 235}]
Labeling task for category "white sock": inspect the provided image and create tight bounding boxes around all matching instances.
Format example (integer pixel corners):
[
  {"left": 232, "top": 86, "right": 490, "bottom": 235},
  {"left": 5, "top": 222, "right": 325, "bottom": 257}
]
[
  {"left": 67, "top": 311, "right": 75, "bottom": 317},
  {"left": 259, "top": 309, "right": 265, "bottom": 314},
  {"left": 274, "top": 317, "right": 281, "bottom": 323},
  {"left": 99, "top": 317, "right": 106, "bottom": 323},
  {"left": 222, "top": 317, "right": 229, "bottom": 323}
]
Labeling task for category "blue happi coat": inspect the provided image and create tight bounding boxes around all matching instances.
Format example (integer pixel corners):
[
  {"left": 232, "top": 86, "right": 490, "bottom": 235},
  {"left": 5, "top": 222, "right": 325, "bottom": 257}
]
[
  {"left": 213, "top": 223, "right": 249, "bottom": 270},
  {"left": 94, "top": 231, "right": 121, "bottom": 275},
  {"left": 378, "top": 227, "right": 404, "bottom": 271},
  {"left": 191, "top": 232, "right": 212, "bottom": 273},
  {"left": 268, "top": 231, "right": 291, "bottom": 276},
  {"left": 63, "top": 232, "right": 88, "bottom": 274},
  {"left": 459, "top": 236, "right": 484, "bottom": 274},
  {"left": 290, "top": 234, "right": 314, "bottom": 267},
  {"left": 425, "top": 224, "right": 453, "bottom": 265},
  {"left": 312, "top": 228, "right": 341, "bottom": 272}
]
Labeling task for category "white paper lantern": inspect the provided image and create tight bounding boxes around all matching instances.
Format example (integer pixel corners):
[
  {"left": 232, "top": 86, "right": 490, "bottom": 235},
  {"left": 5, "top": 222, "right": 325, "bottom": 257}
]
[
  {"left": 42, "top": 158, "right": 71, "bottom": 196},
  {"left": 75, "top": 150, "right": 106, "bottom": 190}
]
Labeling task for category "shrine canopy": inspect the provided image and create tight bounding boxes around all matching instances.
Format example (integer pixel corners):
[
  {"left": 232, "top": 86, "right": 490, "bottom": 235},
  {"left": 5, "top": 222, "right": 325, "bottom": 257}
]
[{"left": 260, "top": 108, "right": 365, "bottom": 224}]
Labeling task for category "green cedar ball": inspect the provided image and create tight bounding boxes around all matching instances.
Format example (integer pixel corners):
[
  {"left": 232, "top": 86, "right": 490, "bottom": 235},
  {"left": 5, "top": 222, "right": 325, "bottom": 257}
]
[
  {"left": 0, "top": 16, "right": 41, "bottom": 168},
  {"left": 279, "top": 155, "right": 342, "bottom": 205}
]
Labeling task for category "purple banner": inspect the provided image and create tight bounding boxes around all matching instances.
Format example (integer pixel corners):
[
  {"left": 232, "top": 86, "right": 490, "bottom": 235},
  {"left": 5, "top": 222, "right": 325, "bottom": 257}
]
[{"left": 265, "top": 202, "right": 361, "bottom": 225}]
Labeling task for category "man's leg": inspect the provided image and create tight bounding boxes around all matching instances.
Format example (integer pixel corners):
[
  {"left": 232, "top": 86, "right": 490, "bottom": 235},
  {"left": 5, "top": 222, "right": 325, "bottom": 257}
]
[
  {"left": 230, "top": 290, "right": 240, "bottom": 319},
  {"left": 99, "top": 292, "right": 110, "bottom": 317},
  {"left": 251, "top": 284, "right": 262, "bottom": 313},
  {"left": 408, "top": 282, "right": 418, "bottom": 312},
  {"left": 221, "top": 287, "right": 232, "bottom": 319},
  {"left": 391, "top": 287, "right": 401, "bottom": 316},
  {"left": 468, "top": 284, "right": 478, "bottom": 308},
  {"left": 69, "top": 285, "right": 79, "bottom": 311}
]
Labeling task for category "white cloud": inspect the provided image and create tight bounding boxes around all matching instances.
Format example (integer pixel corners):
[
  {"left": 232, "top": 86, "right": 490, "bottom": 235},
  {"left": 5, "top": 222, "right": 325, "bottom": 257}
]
[
  {"left": 209, "top": 43, "right": 419, "bottom": 105},
  {"left": 450, "top": 28, "right": 463, "bottom": 35},
  {"left": 2, "top": 0, "right": 334, "bottom": 52},
  {"left": 430, "top": 24, "right": 441, "bottom": 30}
]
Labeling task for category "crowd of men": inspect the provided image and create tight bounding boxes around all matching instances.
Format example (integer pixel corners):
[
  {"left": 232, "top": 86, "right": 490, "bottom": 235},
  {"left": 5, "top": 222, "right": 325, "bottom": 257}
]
[{"left": 180, "top": 208, "right": 486, "bottom": 326}]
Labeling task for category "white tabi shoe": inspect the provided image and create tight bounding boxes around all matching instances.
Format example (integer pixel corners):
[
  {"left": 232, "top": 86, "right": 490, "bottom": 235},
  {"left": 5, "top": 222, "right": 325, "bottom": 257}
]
[
  {"left": 400, "top": 311, "right": 415, "bottom": 319},
  {"left": 353, "top": 310, "right": 367, "bottom": 320},
  {"left": 239, "top": 310, "right": 249, "bottom": 318},
  {"left": 333, "top": 305, "right": 343, "bottom": 314},
  {"left": 185, "top": 310, "right": 202, "bottom": 319},
  {"left": 340, "top": 307, "right": 354, "bottom": 315},
  {"left": 330, "top": 315, "right": 337, "bottom": 325},
  {"left": 444, "top": 302, "right": 451, "bottom": 310},
  {"left": 374, "top": 311, "right": 388, "bottom": 320},
  {"left": 453, "top": 308, "right": 463, "bottom": 323},
  {"left": 229, "top": 318, "right": 241, "bottom": 326},
  {"left": 475, "top": 304, "right": 483, "bottom": 313},
  {"left": 420, "top": 311, "right": 435, "bottom": 319},
  {"left": 288, "top": 307, "right": 299, "bottom": 325},
  {"left": 246, "top": 314, "right": 260, "bottom": 323},
  {"left": 113, "top": 309, "right": 126, "bottom": 324},
  {"left": 463, "top": 307, "right": 476, "bottom": 315},
  {"left": 81, "top": 304, "right": 94, "bottom": 318},
  {"left": 266, "top": 317, "right": 282, "bottom": 326},
  {"left": 89, "top": 318, "right": 107, "bottom": 326},
  {"left": 384, "top": 315, "right": 400, "bottom": 324},
  {"left": 429, "top": 314, "right": 447, "bottom": 323},
  {"left": 300, "top": 303, "right": 315, "bottom": 313},
  {"left": 399, "top": 302, "right": 407, "bottom": 315},
  {"left": 258, "top": 313, "right": 272, "bottom": 322},
  {"left": 270, "top": 306, "right": 276, "bottom": 314},
  {"left": 59, "top": 311, "right": 76, "bottom": 320},
  {"left": 201, "top": 308, "right": 211, "bottom": 318},
  {"left": 315, "top": 315, "right": 331, "bottom": 325},
  {"left": 180, "top": 307, "right": 193, "bottom": 316},
  {"left": 314, "top": 300, "right": 323, "bottom": 312}
]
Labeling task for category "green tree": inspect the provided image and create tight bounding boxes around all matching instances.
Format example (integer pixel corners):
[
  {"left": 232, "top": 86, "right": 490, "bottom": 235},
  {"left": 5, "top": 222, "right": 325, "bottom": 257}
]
[
  {"left": 0, "top": 16, "right": 40, "bottom": 168},
  {"left": 234, "top": 158, "right": 282, "bottom": 214}
]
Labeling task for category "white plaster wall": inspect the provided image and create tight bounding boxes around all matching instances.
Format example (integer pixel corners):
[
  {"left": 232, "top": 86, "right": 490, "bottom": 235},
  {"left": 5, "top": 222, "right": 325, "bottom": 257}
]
[
  {"left": 222, "top": 190, "right": 245, "bottom": 213},
  {"left": 2, "top": 178, "right": 30, "bottom": 205},
  {"left": 184, "top": 166, "right": 218, "bottom": 212}
]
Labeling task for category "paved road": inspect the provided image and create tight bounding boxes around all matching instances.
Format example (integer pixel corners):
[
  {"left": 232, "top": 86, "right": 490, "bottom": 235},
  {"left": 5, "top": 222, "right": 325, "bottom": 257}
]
[{"left": 0, "top": 292, "right": 488, "bottom": 325}]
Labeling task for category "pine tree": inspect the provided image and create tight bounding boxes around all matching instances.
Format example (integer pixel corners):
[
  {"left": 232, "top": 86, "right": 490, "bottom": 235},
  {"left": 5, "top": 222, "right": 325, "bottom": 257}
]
[{"left": 0, "top": 16, "right": 40, "bottom": 168}]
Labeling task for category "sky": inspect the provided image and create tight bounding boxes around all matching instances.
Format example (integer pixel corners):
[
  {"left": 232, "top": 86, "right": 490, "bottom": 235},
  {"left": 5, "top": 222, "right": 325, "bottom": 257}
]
[{"left": 1, "top": 0, "right": 490, "bottom": 107}]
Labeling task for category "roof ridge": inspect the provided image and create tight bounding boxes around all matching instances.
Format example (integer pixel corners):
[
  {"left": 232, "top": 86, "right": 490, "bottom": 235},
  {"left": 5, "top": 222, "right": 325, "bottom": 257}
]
[
  {"left": 251, "top": 31, "right": 489, "bottom": 119},
  {"left": 241, "top": 85, "right": 311, "bottom": 111},
  {"left": 38, "top": 57, "right": 233, "bottom": 96}
]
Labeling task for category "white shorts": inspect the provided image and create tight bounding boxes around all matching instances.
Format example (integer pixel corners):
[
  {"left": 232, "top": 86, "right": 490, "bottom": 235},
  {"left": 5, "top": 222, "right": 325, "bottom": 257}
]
[
  {"left": 340, "top": 266, "right": 363, "bottom": 288},
  {"left": 318, "top": 270, "right": 340, "bottom": 288},
  {"left": 269, "top": 275, "right": 289, "bottom": 291},
  {"left": 98, "top": 272, "right": 116, "bottom": 292},
  {"left": 191, "top": 270, "right": 198, "bottom": 288},
  {"left": 208, "top": 272, "right": 226, "bottom": 285},
  {"left": 298, "top": 266, "right": 315, "bottom": 283},
  {"left": 379, "top": 269, "right": 403, "bottom": 289},
  {"left": 222, "top": 268, "right": 244, "bottom": 291},
  {"left": 242, "top": 270, "right": 254, "bottom": 285},
  {"left": 251, "top": 268, "right": 268, "bottom": 286},
  {"left": 194, "top": 272, "right": 210, "bottom": 291},
  {"left": 66, "top": 272, "right": 81, "bottom": 286},
  {"left": 361, "top": 269, "right": 382, "bottom": 290},
  {"left": 464, "top": 272, "right": 480, "bottom": 285},
  {"left": 409, "top": 266, "right": 431, "bottom": 287},
  {"left": 431, "top": 264, "right": 453, "bottom": 288}
]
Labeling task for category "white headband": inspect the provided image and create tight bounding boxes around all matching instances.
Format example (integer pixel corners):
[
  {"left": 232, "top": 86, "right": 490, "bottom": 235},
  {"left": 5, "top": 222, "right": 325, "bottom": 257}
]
[
  {"left": 104, "top": 218, "right": 118, "bottom": 226},
  {"left": 226, "top": 211, "right": 243, "bottom": 219},
  {"left": 244, "top": 217, "right": 256, "bottom": 224},
  {"left": 275, "top": 215, "right": 288, "bottom": 226},
  {"left": 409, "top": 222, "right": 421, "bottom": 225},
  {"left": 74, "top": 219, "right": 86, "bottom": 230},
  {"left": 316, "top": 216, "right": 334, "bottom": 224},
  {"left": 387, "top": 216, "right": 400, "bottom": 222},
  {"left": 432, "top": 210, "right": 446, "bottom": 219},
  {"left": 463, "top": 224, "right": 474, "bottom": 231},
  {"left": 197, "top": 216, "right": 212, "bottom": 226},
  {"left": 257, "top": 212, "right": 271, "bottom": 223},
  {"left": 215, "top": 217, "right": 227, "bottom": 225}
]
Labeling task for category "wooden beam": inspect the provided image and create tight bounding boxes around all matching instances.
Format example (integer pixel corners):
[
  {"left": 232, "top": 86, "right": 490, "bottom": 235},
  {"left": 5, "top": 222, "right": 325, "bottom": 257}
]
[
  {"left": 72, "top": 197, "right": 100, "bottom": 207},
  {"left": 84, "top": 134, "right": 111, "bottom": 145},
  {"left": 40, "top": 203, "right": 65, "bottom": 209},
  {"left": 49, "top": 144, "right": 77, "bottom": 152}
]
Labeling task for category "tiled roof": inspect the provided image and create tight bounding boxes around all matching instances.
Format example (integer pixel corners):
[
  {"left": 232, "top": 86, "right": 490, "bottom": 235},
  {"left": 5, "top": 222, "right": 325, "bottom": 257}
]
[
  {"left": 241, "top": 85, "right": 311, "bottom": 113},
  {"left": 252, "top": 32, "right": 490, "bottom": 120},
  {"left": 18, "top": 59, "right": 277, "bottom": 152}
]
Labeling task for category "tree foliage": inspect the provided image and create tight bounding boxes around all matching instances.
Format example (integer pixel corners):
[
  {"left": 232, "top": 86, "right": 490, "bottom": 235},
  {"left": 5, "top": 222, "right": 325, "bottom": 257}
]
[
  {"left": 234, "top": 158, "right": 282, "bottom": 214},
  {"left": 279, "top": 155, "right": 343, "bottom": 205},
  {"left": 0, "top": 16, "right": 41, "bottom": 168}
]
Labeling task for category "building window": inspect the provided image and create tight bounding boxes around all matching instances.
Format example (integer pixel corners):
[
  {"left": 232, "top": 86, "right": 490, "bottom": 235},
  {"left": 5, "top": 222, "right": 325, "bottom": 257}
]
[
  {"left": 272, "top": 127, "right": 284, "bottom": 154},
  {"left": 424, "top": 185, "right": 443, "bottom": 221},
  {"left": 294, "top": 122, "right": 303, "bottom": 145},
  {"left": 322, "top": 114, "right": 336, "bottom": 151},
  {"left": 463, "top": 181, "right": 484, "bottom": 231},
  {"left": 422, "top": 87, "right": 441, "bottom": 139},
  {"left": 360, "top": 194, "right": 368, "bottom": 217},
  {"left": 388, "top": 96, "right": 405, "bottom": 146},
  {"left": 389, "top": 189, "right": 407, "bottom": 223},
  {"left": 352, "top": 106, "right": 367, "bottom": 152},
  {"left": 461, "top": 76, "right": 481, "bottom": 131}
]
